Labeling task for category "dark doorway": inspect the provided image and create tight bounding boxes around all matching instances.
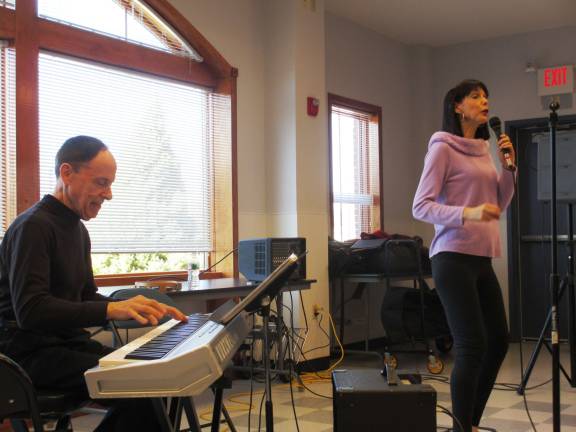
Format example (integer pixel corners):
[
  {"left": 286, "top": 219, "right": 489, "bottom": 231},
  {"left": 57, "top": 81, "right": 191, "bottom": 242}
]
[{"left": 507, "top": 115, "right": 576, "bottom": 342}]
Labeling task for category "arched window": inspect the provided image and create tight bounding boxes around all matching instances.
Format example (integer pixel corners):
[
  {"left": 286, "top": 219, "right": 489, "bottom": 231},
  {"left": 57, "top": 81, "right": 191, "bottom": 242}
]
[{"left": 0, "top": 0, "right": 237, "bottom": 283}]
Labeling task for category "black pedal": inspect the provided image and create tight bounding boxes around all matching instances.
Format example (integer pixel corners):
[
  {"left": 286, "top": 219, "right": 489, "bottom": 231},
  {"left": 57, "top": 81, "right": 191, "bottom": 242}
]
[{"left": 381, "top": 367, "right": 422, "bottom": 385}]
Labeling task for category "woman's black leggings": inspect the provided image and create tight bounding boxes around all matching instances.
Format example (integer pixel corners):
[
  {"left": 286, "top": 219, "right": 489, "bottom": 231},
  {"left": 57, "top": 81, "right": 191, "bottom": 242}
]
[{"left": 431, "top": 252, "right": 509, "bottom": 432}]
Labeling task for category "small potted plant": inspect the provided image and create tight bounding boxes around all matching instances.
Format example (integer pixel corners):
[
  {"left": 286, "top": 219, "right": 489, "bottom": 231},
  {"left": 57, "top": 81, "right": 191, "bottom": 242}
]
[{"left": 187, "top": 262, "right": 200, "bottom": 287}]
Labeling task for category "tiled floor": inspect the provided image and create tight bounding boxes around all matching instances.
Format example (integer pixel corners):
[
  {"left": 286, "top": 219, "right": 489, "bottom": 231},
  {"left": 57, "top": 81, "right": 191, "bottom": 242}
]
[{"left": 71, "top": 342, "right": 576, "bottom": 431}]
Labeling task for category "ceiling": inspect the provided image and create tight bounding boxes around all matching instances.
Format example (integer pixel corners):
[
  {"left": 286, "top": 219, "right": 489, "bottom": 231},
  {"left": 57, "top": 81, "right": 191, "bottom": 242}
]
[{"left": 324, "top": 0, "right": 576, "bottom": 47}]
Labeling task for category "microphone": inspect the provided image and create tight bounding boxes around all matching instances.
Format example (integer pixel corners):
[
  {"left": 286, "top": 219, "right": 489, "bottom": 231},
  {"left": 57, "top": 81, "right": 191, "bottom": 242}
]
[{"left": 489, "top": 116, "right": 516, "bottom": 172}]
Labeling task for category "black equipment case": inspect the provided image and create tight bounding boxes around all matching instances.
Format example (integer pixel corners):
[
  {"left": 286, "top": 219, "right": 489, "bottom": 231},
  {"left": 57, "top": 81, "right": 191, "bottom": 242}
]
[{"left": 332, "top": 368, "right": 436, "bottom": 431}]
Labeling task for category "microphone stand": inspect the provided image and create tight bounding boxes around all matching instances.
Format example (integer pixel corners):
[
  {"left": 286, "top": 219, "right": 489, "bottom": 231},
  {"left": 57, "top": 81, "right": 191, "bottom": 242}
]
[
  {"left": 258, "top": 294, "right": 275, "bottom": 432},
  {"left": 549, "top": 100, "right": 561, "bottom": 432}
]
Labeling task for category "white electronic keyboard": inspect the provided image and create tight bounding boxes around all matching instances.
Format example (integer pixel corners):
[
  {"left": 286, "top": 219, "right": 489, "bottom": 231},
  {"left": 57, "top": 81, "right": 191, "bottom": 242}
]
[
  {"left": 85, "top": 310, "right": 249, "bottom": 399},
  {"left": 86, "top": 253, "right": 302, "bottom": 401}
]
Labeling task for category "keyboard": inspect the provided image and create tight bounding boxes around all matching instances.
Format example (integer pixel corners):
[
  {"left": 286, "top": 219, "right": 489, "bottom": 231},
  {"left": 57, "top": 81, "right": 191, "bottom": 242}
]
[
  {"left": 85, "top": 310, "right": 249, "bottom": 398},
  {"left": 125, "top": 313, "right": 210, "bottom": 361}
]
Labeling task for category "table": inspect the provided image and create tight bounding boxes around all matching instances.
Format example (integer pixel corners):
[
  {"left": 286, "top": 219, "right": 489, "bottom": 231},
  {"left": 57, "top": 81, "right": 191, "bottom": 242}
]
[{"left": 99, "top": 277, "right": 313, "bottom": 300}]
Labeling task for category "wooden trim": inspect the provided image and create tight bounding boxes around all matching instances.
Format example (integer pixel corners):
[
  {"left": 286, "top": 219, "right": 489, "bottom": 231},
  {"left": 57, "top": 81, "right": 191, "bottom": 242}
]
[
  {"left": 198, "top": 271, "right": 224, "bottom": 280},
  {"left": 1, "top": 48, "right": 7, "bottom": 231},
  {"left": 209, "top": 75, "right": 238, "bottom": 277},
  {"left": 327, "top": 95, "right": 334, "bottom": 236},
  {"left": 114, "top": 0, "right": 187, "bottom": 53},
  {"left": 15, "top": 0, "right": 39, "bottom": 213},
  {"left": 95, "top": 271, "right": 187, "bottom": 287},
  {"left": 215, "top": 67, "right": 238, "bottom": 96},
  {"left": 327, "top": 93, "right": 384, "bottom": 237},
  {"left": 376, "top": 103, "right": 384, "bottom": 231},
  {"left": 143, "top": 0, "right": 235, "bottom": 80},
  {"left": 0, "top": 7, "right": 16, "bottom": 39},
  {"left": 94, "top": 271, "right": 224, "bottom": 287},
  {"left": 231, "top": 75, "right": 239, "bottom": 276},
  {"left": 212, "top": 95, "right": 236, "bottom": 277},
  {"left": 328, "top": 93, "right": 382, "bottom": 117},
  {"left": 37, "top": 18, "right": 217, "bottom": 89}
]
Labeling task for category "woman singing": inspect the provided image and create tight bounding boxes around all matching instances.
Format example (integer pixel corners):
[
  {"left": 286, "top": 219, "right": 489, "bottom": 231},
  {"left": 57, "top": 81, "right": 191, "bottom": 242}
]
[{"left": 413, "top": 79, "right": 516, "bottom": 432}]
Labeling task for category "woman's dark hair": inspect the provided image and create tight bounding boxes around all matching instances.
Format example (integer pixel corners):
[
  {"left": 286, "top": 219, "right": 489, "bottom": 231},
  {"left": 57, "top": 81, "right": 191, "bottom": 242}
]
[
  {"left": 442, "top": 79, "right": 490, "bottom": 140},
  {"left": 55, "top": 135, "right": 108, "bottom": 177}
]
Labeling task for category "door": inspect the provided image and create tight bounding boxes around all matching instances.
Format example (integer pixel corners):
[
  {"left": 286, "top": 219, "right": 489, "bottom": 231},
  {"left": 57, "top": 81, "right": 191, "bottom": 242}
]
[{"left": 507, "top": 115, "right": 576, "bottom": 341}]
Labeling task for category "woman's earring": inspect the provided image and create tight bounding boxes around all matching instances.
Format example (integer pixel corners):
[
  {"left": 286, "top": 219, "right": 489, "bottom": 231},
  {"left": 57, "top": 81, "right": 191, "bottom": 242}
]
[{"left": 460, "top": 112, "right": 465, "bottom": 121}]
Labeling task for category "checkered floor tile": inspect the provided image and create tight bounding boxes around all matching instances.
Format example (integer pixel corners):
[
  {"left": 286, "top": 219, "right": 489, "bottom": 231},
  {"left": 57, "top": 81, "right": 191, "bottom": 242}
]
[{"left": 70, "top": 342, "right": 576, "bottom": 431}]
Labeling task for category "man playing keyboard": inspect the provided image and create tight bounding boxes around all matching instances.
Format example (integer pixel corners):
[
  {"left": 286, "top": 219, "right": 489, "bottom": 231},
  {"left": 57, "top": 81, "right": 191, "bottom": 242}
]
[{"left": 0, "top": 136, "right": 187, "bottom": 431}]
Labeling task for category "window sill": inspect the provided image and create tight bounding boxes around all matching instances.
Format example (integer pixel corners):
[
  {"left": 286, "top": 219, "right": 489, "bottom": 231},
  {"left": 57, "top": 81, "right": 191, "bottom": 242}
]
[{"left": 95, "top": 271, "right": 224, "bottom": 287}]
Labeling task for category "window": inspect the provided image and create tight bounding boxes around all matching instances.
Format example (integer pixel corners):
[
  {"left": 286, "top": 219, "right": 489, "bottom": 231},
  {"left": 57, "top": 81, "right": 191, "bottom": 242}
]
[
  {"left": 329, "top": 94, "right": 382, "bottom": 241},
  {"left": 0, "top": 43, "right": 15, "bottom": 238},
  {"left": 0, "top": 0, "right": 237, "bottom": 282}
]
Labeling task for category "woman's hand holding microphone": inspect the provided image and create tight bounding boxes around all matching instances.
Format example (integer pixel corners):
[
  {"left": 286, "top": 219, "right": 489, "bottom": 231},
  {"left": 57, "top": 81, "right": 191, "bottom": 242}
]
[{"left": 496, "top": 134, "right": 516, "bottom": 171}]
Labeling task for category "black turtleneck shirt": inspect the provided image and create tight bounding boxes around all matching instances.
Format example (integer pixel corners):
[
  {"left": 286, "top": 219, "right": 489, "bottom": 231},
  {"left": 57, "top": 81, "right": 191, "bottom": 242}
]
[{"left": 0, "top": 195, "right": 110, "bottom": 348}]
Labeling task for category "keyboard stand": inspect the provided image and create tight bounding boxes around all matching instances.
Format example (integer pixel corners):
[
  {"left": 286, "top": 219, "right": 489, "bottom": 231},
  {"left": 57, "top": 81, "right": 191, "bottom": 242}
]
[
  {"left": 207, "top": 375, "right": 237, "bottom": 432},
  {"left": 152, "top": 397, "right": 201, "bottom": 432},
  {"left": 150, "top": 377, "right": 237, "bottom": 432}
]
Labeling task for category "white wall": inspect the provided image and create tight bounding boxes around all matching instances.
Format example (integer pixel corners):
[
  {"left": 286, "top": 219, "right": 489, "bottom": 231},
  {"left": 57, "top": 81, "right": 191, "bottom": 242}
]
[
  {"left": 170, "top": 0, "right": 331, "bottom": 359},
  {"left": 263, "top": 0, "right": 298, "bottom": 234},
  {"left": 263, "top": 0, "right": 331, "bottom": 356},
  {"left": 169, "top": 0, "right": 270, "bottom": 239}
]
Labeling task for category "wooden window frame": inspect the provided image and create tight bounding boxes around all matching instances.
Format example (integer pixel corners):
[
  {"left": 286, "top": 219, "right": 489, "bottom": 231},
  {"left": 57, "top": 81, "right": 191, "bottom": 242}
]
[
  {"left": 0, "top": 0, "right": 238, "bottom": 285},
  {"left": 327, "top": 93, "right": 383, "bottom": 239}
]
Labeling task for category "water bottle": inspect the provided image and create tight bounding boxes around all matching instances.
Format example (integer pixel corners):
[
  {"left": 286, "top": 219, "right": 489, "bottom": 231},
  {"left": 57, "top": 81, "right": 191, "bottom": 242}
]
[{"left": 187, "top": 263, "right": 199, "bottom": 288}]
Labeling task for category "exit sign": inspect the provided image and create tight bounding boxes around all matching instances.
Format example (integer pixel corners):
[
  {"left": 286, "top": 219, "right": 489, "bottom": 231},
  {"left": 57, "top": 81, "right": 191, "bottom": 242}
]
[{"left": 538, "top": 65, "right": 574, "bottom": 96}]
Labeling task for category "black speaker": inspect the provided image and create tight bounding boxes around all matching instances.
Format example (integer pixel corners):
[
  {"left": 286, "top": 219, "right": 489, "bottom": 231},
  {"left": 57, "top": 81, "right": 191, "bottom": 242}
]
[
  {"left": 332, "top": 369, "right": 436, "bottom": 432},
  {"left": 238, "top": 238, "right": 306, "bottom": 281}
]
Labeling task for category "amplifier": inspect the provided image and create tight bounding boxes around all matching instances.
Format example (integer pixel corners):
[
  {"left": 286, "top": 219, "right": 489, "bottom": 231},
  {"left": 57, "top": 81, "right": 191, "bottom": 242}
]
[
  {"left": 332, "top": 369, "right": 436, "bottom": 432},
  {"left": 238, "top": 238, "right": 306, "bottom": 282}
]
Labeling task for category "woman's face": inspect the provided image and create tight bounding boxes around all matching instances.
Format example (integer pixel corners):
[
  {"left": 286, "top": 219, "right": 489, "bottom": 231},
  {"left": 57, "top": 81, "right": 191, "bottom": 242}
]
[{"left": 455, "top": 87, "right": 489, "bottom": 126}]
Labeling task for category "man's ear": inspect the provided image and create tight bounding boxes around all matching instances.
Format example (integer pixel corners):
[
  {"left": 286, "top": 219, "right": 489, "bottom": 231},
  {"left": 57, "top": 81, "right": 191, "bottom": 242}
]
[{"left": 59, "top": 163, "right": 74, "bottom": 184}]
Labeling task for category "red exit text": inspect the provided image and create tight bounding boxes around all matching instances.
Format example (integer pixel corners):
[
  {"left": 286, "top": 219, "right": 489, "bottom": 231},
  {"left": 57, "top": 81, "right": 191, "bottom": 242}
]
[{"left": 544, "top": 66, "right": 568, "bottom": 88}]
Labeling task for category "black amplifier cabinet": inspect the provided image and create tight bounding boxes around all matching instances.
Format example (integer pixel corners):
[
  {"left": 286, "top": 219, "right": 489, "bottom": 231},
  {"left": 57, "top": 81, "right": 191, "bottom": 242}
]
[
  {"left": 238, "top": 238, "right": 306, "bottom": 282},
  {"left": 332, "top": 369, "right": 436, "bottom": 432}
]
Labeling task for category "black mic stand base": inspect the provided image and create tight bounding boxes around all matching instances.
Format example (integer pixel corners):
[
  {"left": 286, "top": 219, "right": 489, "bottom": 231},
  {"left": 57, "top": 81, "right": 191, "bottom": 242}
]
[
  {"left": 258, "top": 295, "right": 275, "bottom": 432},
  {"left": 517, "top": 273, "right": 574, "bottom": 395}
]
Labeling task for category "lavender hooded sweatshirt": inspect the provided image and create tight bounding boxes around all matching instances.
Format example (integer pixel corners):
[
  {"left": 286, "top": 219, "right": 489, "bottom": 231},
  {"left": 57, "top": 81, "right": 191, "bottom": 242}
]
[{"left": 413, "top": 131, "right": 515, "bottom": 258}]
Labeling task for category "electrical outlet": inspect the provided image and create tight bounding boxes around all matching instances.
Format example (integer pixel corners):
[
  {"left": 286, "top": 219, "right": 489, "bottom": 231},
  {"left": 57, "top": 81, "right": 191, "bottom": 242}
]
[
  {"left": 312, "top": 304, "right": 323, "bottom": 318},
  {"left": 302, "top": 0, "right": 316, "bottom": 12}
]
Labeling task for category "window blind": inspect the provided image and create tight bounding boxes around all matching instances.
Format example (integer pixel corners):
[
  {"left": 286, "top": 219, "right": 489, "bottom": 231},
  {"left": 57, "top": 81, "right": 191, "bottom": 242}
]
[
  {"left": 0, "top": 44, "right": 16, "bottom": 238},
  {"left": 38, "top": 52, "right": 231, "bottom": 253},
  {"left": 331, "top": 105, "right": 380, "bottom": 241}
]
